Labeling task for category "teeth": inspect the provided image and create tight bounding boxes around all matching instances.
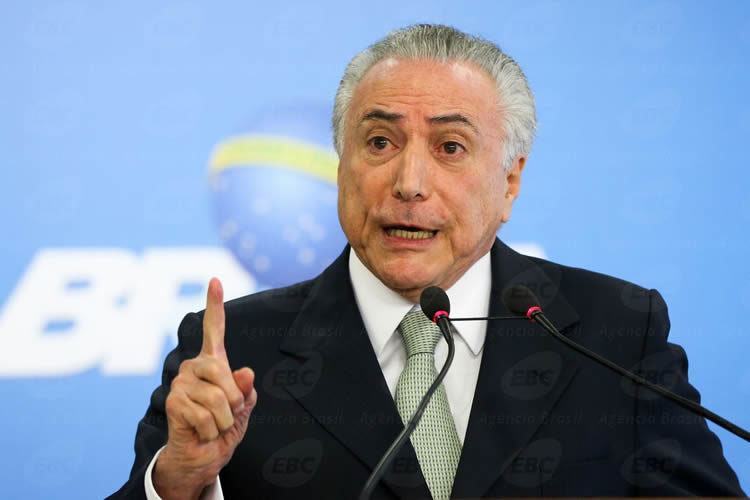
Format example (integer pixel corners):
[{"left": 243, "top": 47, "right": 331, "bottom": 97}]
[{"left": 386, "top": 228, "right": 436, "bottom": 240}]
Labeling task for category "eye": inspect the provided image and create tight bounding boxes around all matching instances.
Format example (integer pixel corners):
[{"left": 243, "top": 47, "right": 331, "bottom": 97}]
[
  {"left": 441, "top": 141, "right": 465, "bottom": 155},
  {"left": 368, "top": 136, "right": 391, "bottom": 150}
]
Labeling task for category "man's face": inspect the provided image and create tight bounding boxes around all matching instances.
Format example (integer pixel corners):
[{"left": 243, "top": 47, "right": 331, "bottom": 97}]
[{"left": 337, "top": 58, "right": 525, "bottom": 300}]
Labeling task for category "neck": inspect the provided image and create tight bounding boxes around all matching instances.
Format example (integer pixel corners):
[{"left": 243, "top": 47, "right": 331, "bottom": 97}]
[
  {"left": 350, "top": 244, "right": 493, "bottom": 304},
  {"left": 392, "top": 279, "right": 460, "bottom": 304}
]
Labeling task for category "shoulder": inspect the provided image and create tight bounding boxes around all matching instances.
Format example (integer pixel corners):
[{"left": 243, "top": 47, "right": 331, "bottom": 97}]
[
  {"left": 184, "top": 279, "right": 318, "bottom": 341},
  {"left": 175, "top": 279, "right": 319, "bottom": 360},
  {"left": 180, "top": 279, "right": 317, "bottom": 336},
  {"left": 525, "top": 254, "right": 667, "bottom": 319},
  {"left": 520, "top": 254, "right": 671, "bottom": 365},
  {"left": 223, "top": 279, "right": 316, "bottom": 318}
]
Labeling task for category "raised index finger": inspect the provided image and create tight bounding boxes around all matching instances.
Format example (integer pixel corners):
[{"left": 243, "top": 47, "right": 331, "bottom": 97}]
[{"left": 201, "top": 277, "right": 226, "bottom": 358}]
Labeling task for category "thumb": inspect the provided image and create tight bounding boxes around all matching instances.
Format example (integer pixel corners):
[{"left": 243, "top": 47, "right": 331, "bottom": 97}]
[{"left": 233, "top": 367, "right": 256, "bottom": 406}]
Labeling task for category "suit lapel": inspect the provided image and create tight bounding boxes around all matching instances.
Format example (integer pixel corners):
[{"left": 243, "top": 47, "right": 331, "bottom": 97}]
[
  {"left": 452, "top": 239, "right": 582, "bottom": 498},
  {"left": 277, "top": 240, "right": 583, "bottom": 498},
  {"left": 279, "top": 246, "right": 430, "bottom": 498}
]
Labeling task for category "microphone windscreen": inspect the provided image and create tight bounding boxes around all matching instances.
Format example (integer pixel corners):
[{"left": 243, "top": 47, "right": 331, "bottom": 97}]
[
  {"left": 502, "top": 285, "right": 540, "bottom": 316},
  {"left": 420, "top": 286, "right": 451, "bottom": 322}
]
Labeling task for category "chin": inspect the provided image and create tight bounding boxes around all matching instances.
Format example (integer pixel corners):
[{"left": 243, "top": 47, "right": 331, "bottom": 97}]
[{"left": 375, "top": 259, "right": 438, "bottom": 294}]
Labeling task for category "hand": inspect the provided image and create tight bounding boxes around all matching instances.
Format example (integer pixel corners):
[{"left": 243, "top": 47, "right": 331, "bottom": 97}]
[{"left": 153, "top": 278, "right": 257, "bottom": 500}]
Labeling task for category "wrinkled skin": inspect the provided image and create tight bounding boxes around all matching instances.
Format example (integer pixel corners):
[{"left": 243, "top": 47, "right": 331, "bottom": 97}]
[{"left": 338, "top": 57, "right": 526, "bottom": 302}]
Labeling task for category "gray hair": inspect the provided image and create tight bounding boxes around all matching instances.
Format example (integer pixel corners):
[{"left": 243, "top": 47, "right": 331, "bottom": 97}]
[{"left": 332, "top": 24, "right": 536, "bottom": 171}]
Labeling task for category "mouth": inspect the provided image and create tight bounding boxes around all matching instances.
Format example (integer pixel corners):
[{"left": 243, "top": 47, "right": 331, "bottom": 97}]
[{"left": 383, "top": 224, "right": 438, "bottom": 240}]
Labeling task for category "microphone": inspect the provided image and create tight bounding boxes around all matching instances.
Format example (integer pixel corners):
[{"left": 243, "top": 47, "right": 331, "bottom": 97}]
[
  {"left": 359, "top": 286, "right": 457, "bottom": 500},
  {"left": 420, "top": 285, "right": 451, "bottom": 327},
  {"left": 502, "top": 284, "right": 750, "bottom": 442}
]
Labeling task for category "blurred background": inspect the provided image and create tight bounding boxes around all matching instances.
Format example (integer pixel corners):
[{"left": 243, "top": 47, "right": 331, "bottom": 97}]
[{"left": 1, "top": 0, "right": 749, "bottom": 497}]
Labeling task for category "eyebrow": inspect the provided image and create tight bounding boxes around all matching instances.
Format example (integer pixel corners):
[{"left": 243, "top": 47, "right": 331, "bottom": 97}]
[
  {"left": 359, "top": 109, "right": 479, "bottom": 135},
  {"left": 360, "top": 109, "right": 405, "bottom": 124},
  {"left": 428, "top": 113, "right": 479, "bottom": 135}
]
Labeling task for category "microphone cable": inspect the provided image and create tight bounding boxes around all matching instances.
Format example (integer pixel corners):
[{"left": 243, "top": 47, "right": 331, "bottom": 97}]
[{"left": 359, "top": 287, "right": 457, "bottom": 500}]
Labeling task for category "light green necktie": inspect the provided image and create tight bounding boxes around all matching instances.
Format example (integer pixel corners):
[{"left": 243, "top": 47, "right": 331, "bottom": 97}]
[{"left": 395, "top": 306, "right": 462, "bottom": 500}]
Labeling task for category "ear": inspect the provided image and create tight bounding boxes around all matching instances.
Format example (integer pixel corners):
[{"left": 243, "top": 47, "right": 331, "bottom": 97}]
[{"left": 500, "top": 155, "right": 526, "bottom": 223}]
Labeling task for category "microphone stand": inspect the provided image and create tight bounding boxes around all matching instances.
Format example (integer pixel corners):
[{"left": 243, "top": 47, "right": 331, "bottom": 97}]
[
  {"left": 528, "top": 309, "right": 750, "bottom": 442},
  {"left": 358, "top": 315, "right": 456, "bottom": 500}
]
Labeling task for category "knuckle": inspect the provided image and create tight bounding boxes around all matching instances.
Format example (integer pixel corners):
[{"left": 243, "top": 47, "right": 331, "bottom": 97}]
[
  {"left": 207, "top": 387, "right": 226, "bottom": 409},
  {"left": 201, "top": 359, "right": 222, "bottom": 380},
  {"left": 196, "top": 411, "right": 213, "bottom": 429},
  {"left": 219, "top": 416, "right": 234, "bottom": 432},
  {"left": 165, "top": 394, "right": 179, "bottom": 414},
  {"left": 229, "top": 393, "right": 244, "bottom": 410},
  {"left": 208, "top": 363, "right": 224, "bottom": 381},
  {"left": 199, "top": 420, "right": 218, "bottom": 439},
  {"left": 170, "top": 374, "right": 185, "bottom": 390},
  {"left": 178, "top": 358, "right": 194, "bottom": 373}
]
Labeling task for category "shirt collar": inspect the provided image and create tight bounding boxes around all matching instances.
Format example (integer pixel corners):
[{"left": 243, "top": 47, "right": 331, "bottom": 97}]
[{"left": 348, "top": 248, "right": 492, "bottom": 358}]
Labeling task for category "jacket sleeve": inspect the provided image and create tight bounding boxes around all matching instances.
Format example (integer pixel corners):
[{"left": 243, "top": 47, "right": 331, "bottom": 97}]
[
  {"left": 631, "top": 289, "right": 744, "bottom": 496},
  {"left": 106, "top": 312, "right": 204, "bottom": 499}
]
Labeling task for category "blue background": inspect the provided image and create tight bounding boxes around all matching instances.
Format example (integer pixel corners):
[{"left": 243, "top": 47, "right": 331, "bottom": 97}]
[{"left": 2, "top": 1, "right": 749, "bottom": 497}]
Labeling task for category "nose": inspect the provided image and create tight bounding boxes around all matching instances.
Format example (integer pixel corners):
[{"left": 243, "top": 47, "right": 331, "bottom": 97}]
[{"left": 391, "top": 143, "right": 431, "bottom": 202}]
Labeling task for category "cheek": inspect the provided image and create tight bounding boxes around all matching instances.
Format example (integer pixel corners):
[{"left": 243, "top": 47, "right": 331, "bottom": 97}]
[
  {"left": 349, "top": 162, "right": 391, "bottom": 204},
  {"left": 338, "top": 167, "right": 376, "bottom": 233},
  {"left": 449, "top": 174, "right": 505, "bottom": 235}
]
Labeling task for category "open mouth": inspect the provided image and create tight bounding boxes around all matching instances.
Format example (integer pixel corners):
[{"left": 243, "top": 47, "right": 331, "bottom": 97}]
[{"left": 384, "top": 225, "right": 438, "bottom": 240}]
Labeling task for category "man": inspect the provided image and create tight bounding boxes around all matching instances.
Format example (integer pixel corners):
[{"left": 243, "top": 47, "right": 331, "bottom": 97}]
[{"left": 110, "top": 25, "right": 744, "bottom": 498}]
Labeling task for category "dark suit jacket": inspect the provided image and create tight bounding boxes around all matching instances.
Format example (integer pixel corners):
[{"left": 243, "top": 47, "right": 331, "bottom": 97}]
[{"left": 110, "top": 239, "right": 744, "bottom": 498}]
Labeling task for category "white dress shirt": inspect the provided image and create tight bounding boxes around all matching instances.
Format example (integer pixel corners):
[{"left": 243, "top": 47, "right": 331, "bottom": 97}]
[{"left": 145, "top": 248, "right": 492, "bottom": 499}]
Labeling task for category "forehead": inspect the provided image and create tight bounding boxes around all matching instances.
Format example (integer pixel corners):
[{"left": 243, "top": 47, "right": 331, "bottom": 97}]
[{"left": 349, "top": 57, "right": 501, "bottom": 128}]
